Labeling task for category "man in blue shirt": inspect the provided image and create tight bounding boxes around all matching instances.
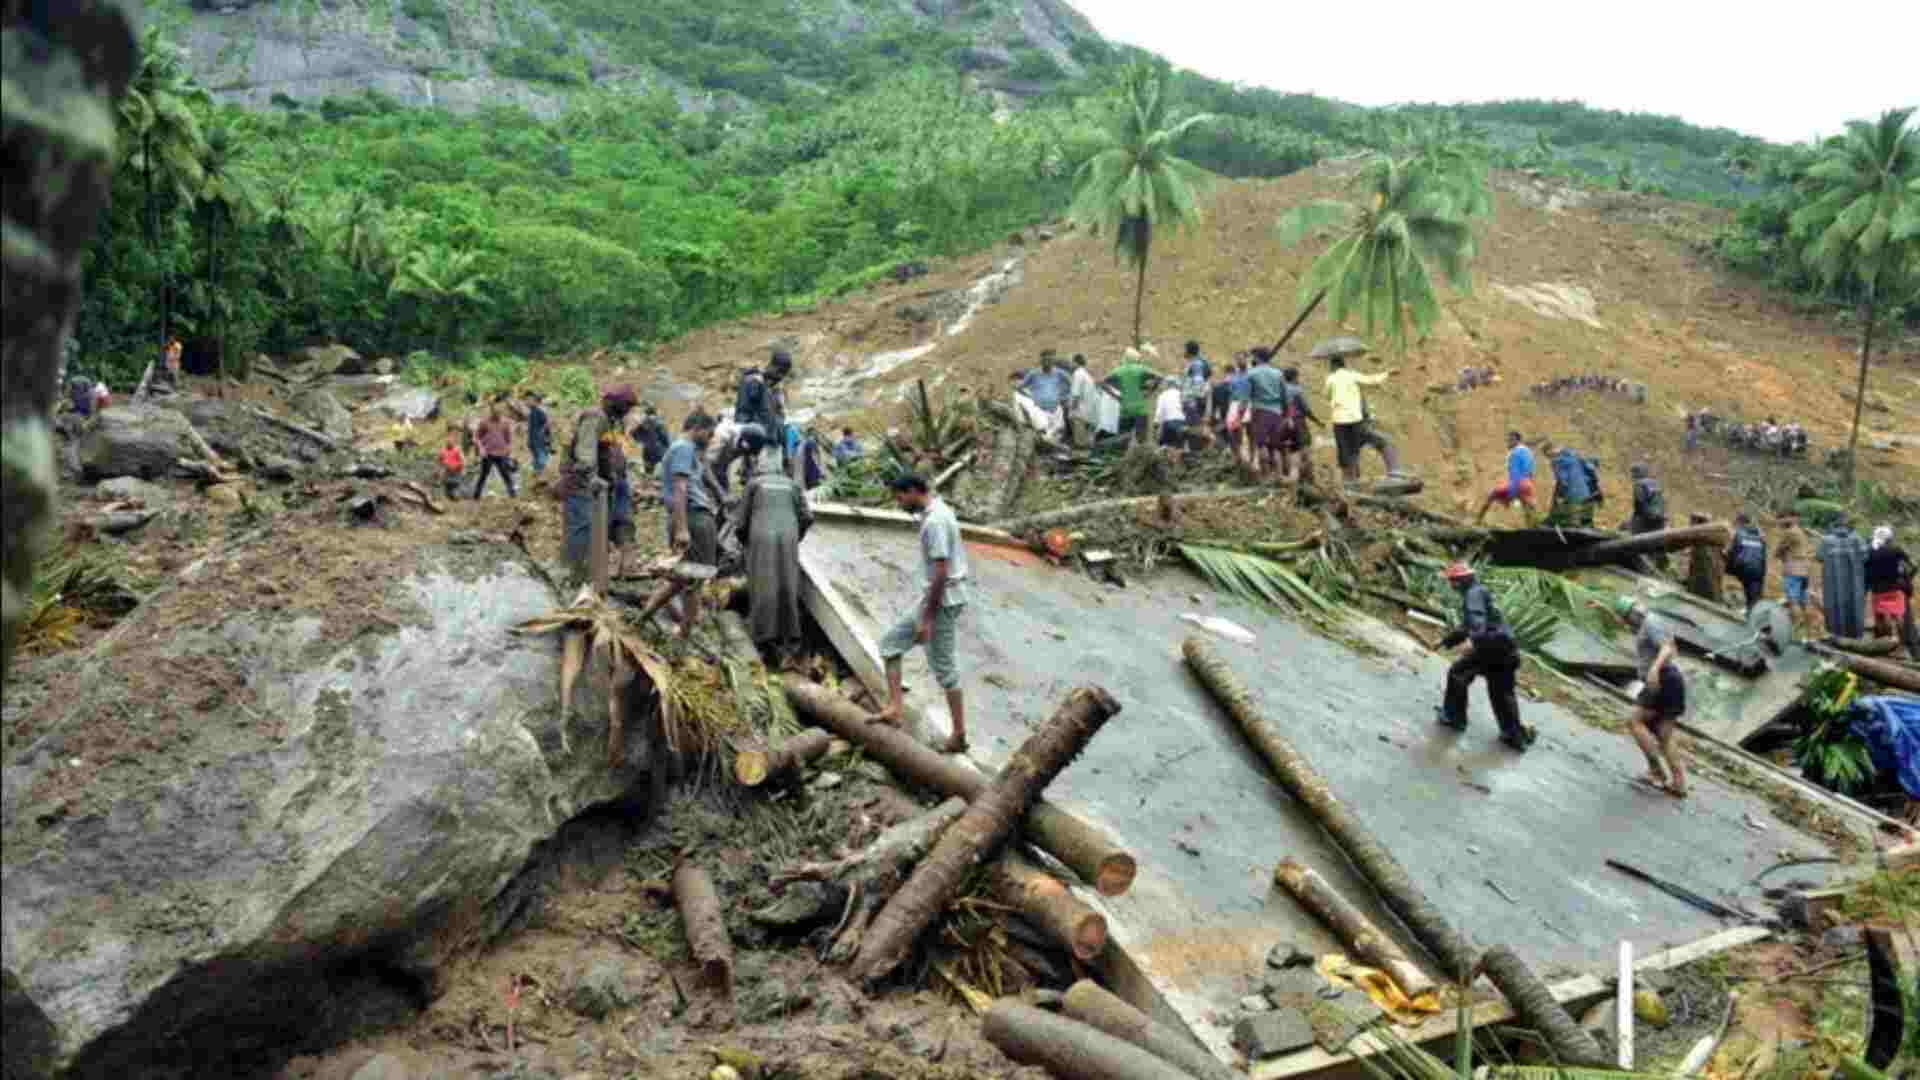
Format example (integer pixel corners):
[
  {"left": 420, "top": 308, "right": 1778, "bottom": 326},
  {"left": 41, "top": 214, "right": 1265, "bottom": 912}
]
[
  {"left": 1545, "top": 441, "right": 1599, "bottom": 527},
  {"left": 833, "top": 427, "right": 864, "bottom": 466},
  {"left": 1018, "top": 350, "right": 1073, "bottom": 431},
  {"left": 1477, "top": 431, "right": 1537, "bottom": 525},
  {"left": 639, "top": 412, "right": 720, "bottom": 640},
  {"left": 524, "top": 393, "right": 552, "bottom": 477}
]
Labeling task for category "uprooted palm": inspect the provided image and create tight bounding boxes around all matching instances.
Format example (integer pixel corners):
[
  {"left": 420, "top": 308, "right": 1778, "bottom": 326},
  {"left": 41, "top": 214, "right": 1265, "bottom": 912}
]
[
  {"left": 1070, "top": 63, "right": 1215, "bottom": 345},
  {"left": 513, "top": 587, "right": 676, "bottom": 767},
  {"left": 1277, "top": 155, "right": 1482, "bottom": 361}
]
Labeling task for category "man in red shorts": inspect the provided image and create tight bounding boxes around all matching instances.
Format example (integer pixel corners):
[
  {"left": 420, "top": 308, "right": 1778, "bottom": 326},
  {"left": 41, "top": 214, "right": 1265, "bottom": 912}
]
[{"left": 1476, "top": 431, "right": 1537, "bottom": 525}]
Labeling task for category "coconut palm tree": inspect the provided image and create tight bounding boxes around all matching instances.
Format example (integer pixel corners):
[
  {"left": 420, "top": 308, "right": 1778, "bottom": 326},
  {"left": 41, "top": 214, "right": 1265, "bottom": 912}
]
[
  {"left": 389, "top": 245, "right": 489, "bottom": 357},
  {"left": 119, "top": 26, "right": 209, "bottom": 346},
  {"left": 1069, "top": 63, "right": 1214, "bottom": 345},
  {"left": 1790, "top": 106, "right": 1920, "bottom": 494},
  {"left": 194, "top": 121, "right": 257, "bottom": 382},
  {"left": 1274, "top": 154, "right": 1483, "bottom": 360}
]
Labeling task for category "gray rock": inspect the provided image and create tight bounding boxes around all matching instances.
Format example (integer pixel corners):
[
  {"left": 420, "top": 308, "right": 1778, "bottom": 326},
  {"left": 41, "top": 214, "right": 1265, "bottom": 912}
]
[
  {"left": 290, "top": 388, "right": 355, "bottom": 441},
  {"left": 96, "top": 476, "right": 171, "bottom": 505},
  {"left": 328, "top": 374, "right": 403, "bottom": 402},
  {"left": 568, "top": 957, "right": 647, "bottom": 1019},
  {"left": 79, "top": 404, "right": 198, "bottom": 481},
  {"left": 1265, "top": 940, "right": 1313, "bottom": 970},
  {"left": 1261, "top": 966, "right": 1325, "bottom": 1004},
  {"left": 1822, "top": 926, "right": 1863, "bottom": 949},
  {"left": 1306, "top": 989, "right": 1381, "bottom": 1052},
  {"left": 1238, "top": 994, "right": 1273, "bottom": 1014},
  {"left": 295, "top": 343, "right": 363, "bottom": 376},
  {"left": 1233, "top": 1008, "right": 1315, "bottom": 1059},
  {"left": 369, "top": 387, "right": 441, "bottom": 423},
  {"left": 1, "top": 544, "right": 647, "bottom": 1075},
  {"left": 256, "top": 454, "right": 300, "bottom": 482}
]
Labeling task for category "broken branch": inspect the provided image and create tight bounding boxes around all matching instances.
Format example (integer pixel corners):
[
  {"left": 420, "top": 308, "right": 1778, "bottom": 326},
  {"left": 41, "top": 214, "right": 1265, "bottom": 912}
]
[{"left": 735, "top": 728, "right": 834, "bottom": 788}]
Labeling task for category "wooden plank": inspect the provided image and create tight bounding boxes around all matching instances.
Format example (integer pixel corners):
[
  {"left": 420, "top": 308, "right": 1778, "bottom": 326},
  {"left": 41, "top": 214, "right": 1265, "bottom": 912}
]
[
  {"left": 1248, "top": 927, "right": 1771, "bottom": 1079},
  {"left": 808, "top": 500, "right": 1029, "bottom": 550}
]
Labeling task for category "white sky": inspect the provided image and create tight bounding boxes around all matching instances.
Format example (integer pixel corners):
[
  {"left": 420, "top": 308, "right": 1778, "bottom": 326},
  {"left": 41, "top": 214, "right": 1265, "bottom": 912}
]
[{"left": 1069, "top": 0, "right": 1918, "bottom": 145}]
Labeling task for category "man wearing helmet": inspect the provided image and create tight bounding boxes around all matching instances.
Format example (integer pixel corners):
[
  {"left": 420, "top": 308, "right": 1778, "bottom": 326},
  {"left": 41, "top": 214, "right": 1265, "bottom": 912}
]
[{"left": 1435, "top": 562, "right": 1534, "bottom": 752}]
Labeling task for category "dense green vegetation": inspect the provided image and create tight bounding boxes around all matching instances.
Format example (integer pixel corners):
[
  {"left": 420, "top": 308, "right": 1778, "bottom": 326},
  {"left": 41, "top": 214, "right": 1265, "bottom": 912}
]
[{"left": 81, "top": 1, "right": 1905, "bottom": 388}]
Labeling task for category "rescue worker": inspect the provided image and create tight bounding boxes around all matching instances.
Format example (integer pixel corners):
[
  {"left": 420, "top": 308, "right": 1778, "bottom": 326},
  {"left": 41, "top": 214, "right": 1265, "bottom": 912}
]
[
  {"left": 1435, "top": 562, "right": 1535, "bottom": 752},
  {"left": 1545, "top": 442, "right": 1599, "bottom": 527},
  {"left": 1626, "top": 462, "right": 1668, "bottom": 569}
]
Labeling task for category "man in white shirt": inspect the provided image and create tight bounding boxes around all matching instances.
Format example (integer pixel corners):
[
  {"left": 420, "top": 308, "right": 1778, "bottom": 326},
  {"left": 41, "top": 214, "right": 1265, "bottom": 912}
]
[
  {"left": 1154, "top": 377, "right": 1188, "bottom": 461},
  {"left": 1068, "top": 354, "right": 1098, "bottom": 447},
  {"left": 873, "top": 472, "right": 973, "bottom": 753}
]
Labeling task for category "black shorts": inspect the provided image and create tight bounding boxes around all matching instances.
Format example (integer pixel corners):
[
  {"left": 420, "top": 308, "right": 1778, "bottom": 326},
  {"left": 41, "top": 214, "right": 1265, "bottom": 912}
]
[
  {"left": 1636, "top": 667, "right": 1686, "bottom": 727},
  {"left": 1158, "top": 420, "right": 1187, "bottom": 447},
  {"left": 1333, "top": 422, "right": 1365, "bottom": 466}
]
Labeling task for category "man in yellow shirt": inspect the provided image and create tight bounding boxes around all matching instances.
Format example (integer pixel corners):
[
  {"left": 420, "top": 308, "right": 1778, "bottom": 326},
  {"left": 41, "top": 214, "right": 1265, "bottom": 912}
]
[{"left": 1324, "top": 354, "right": 1402, "bottom": 483}]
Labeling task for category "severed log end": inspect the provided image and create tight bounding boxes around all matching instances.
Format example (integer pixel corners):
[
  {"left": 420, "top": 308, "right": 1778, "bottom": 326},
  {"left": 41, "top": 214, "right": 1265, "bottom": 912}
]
[
  {"left": 734, "top": 749, "right": 772, "bottom": 787},
  {"left": 1095, "top": 853, "right": 1137, "bottom": 897},
  {"left": 673, "top": 861, "right": 735, "bottom": 996},
  {"left": 984, "top": 1000, "right": 1198, "bottom": 1080}
]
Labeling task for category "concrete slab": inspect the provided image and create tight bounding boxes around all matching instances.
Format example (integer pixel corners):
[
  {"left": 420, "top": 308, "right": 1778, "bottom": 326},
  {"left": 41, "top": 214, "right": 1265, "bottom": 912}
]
[{"left": 799, "top": 519, "right": 1843, "bottom": 1066}]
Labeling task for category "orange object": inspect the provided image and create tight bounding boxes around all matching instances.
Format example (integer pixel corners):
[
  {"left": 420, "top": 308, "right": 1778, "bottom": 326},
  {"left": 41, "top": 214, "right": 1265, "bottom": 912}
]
[
  {"left": 1043, "top": 529, "right": 1074, "bottom": 559},
  {"left": 440, "top": 444, "right": 464, "bottom": 472},
  {"left": 1443, "top": 561, "right": 1474, "bottom": 581}
]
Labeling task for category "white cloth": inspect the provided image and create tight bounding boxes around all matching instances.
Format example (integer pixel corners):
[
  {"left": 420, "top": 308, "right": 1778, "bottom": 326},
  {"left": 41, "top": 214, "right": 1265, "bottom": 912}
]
[
  {"left": 1153, "top": 386, "right": 1185, "bottom": 425},
  {"left": 1012, "top": 391, "right": 1065, "bottom": 439},
  {"left": 1873, "top": 525, "right": 1893, "bottom": 550},
  {"left": 1071, "top": 367, "right": 1098, "bottom": 422}
]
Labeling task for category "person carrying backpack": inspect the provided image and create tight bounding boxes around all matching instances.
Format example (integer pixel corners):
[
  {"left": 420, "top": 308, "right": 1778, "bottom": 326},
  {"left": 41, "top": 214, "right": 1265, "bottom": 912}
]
[
  {"left": 1545, "top": 442, "right": 1598, "bottom": 527},
  {"left": 1725, "top": 513, "right": 1768, "bottom": 613},
  {"left": 1627, "top": 462, "right": 1668, "bottom": 568}
]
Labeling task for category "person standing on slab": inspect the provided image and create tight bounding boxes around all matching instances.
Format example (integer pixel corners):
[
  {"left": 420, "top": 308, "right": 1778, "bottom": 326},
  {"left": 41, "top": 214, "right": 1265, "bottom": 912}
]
[
  {"left": 1435, "top": 562, "right": 1533, "bottom": 752},
  {"left": 1865, "top": 526, "right": 1911, "bottom": 642},
  {"left": 1725, "top": 513, "right": 1768, "bottom": 614},
  {"left": 873, "top": 473, "right": 973, "bottom": 754},
  {"left": 1597, "top": 597, "right": 1688, "bottom": 798}
]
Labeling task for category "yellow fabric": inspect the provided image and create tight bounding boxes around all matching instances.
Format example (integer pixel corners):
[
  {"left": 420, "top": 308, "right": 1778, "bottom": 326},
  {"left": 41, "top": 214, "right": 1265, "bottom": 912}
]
[
  {"left": 1316, "top": 953, "right": 1443, "bottom": 1025},
  {"left": 1324, "top": 369, "right": 1389, "bottom": 425}
]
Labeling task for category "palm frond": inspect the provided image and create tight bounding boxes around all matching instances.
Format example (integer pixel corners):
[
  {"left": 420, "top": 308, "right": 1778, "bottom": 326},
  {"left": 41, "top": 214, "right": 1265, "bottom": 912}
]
[{"left": 1179, "top": 544, "right": 1336, "bottom": 616}]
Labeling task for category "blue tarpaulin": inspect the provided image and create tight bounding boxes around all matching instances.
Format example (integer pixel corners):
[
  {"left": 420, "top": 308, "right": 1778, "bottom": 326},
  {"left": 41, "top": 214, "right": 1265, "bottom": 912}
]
[{"left": 1849, "top": 694, "right": 1920, "bottom": 798}]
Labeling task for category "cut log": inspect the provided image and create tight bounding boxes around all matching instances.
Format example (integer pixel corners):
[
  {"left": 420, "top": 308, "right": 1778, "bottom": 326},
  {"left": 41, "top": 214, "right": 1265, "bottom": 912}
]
[
  {"left": 784, "top": 677, "right": 1136, "bottom": 896},
  {"left": 1825, "top": 650, "right": 1920, "bottom": 694},
  {"left": 1272, "top": 858, "right": 1437, "bottom": 1001},
  {"left": 851, "top": 686, "right": 1121, "bottom": 984},
  {"left": 1827, "top": 634, "right": 1901, "bottom": 657},
  {"left": 1350, "top": 494, "right": 1473, "bottom": 528},
  {"left": 83, "top": 510, "right": 158, "bottom": 535},
  {"left": 339, "top": 463, "right": 393, "bottom": 479},
  {"left": 245, "top": 405, "right": 340, "bottom": 452},
  {"left": 989, "top": 851, "right": 1107, "bottom": 961},
  {"left": 1685, "top": 512, "right": 1725, "bottom": 604},
  {"left": 1183, "top": 636, "right": 1478, "bottom": 982},
  {"left": 983, "top": 426, "right": 1037, "bottom": 520},
  {"left": 1479, "top": 945, "right": 1608, "bottom": 1066},
  {"left": 1062, "top": 979, "right": 1241, "bottom": 1080},
  {"left": 774, "top": 796, "right": 967, "bottom": 964},
  {"left": 673, "top": 861, "right": 734, "bottom": 994},
  {"left": 735, "top": 728, "right": 834, "bottom": 787},
  {"left": 997, "top": 488, "right": 1277, "bottom": 535},
  {"left": 983, "top": 999, "right": 1197, "bottom": 1080},
  {"left": 1573, "top": 522, "right": 1733, "bottom": 565}
]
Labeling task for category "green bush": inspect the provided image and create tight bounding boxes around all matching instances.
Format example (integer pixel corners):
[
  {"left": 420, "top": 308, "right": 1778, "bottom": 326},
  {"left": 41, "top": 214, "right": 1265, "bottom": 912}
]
[{"left": 1007, "top": 47, "right": 1063, "bottom": 82}]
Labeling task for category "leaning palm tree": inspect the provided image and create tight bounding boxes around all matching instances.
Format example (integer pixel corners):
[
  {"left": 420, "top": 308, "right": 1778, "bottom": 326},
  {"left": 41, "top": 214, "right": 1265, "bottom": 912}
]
[
  {"left": 1790, "top": 106, "right": 1920, "bottom": 495},
  {"left": 1069, "top": 63, "right": 1214, "bottom": 345},
  {"left": 1273, "top": 155, "right": 1483, "bottom": 360}
]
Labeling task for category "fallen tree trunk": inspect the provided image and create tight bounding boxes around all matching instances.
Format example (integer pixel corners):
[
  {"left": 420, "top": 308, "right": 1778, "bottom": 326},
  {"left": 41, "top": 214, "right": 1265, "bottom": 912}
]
[
  {"left": 1062, "top": 979, "right": 1240, "bottom": 1080},
  {"left": 851, "top": 686, "right": 1121, "bottom": 984},
  {"left": 1273, "top": 858, "right": 1437, "bottom": 1001},
  {"left": 84, "top": 510, "right": 158, "bottom": 535},
  {"left": 1350, "top": 494, "right": 1472, "bottom": 528},
  {"left": 774, "top": 796, "right": 966, "bottom": 963},
  {"left": 983, "top": 999, "right": 1197, "bottom": 1080},
  {"left": 735, "top": 728, "right": 834, "bottom": 787},
  {"left": 1824, "top": 649, "right": 1920, "bottom": 694},
  {"left": 783, "top": 677, "right": 1136, "bottom": 896},
  {"left": 245, "top": 405, "right": 340, "bottom": 452},
  {"left": 673, "top": 861, "right": 734, "bottom": 994},
  {"left": 1479, "top": 945, "right": 1607, "bottom": 1066},
  {"left": 997, "top": 488, "right": 1277, "bottom": 535},
  {"left": 989, "top": 851, "right": 1107, "bottom": 961},
  {"left": 1827, "top": 634, "right": 1901, "bottom": 657},
  {"left": 1183, "top": 636, "right": 1477, "bottom": 982},
  {"left": 984, "top": 427, "right": 1037, "bottom": 520},
  {"left": 1572, "top": 522, "right": 1733, "bottom": 565}
]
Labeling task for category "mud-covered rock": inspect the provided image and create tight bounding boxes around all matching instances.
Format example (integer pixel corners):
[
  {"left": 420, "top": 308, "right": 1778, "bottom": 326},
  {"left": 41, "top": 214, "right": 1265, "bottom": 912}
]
[
  {"left": 567, "top": 956, "right": 648, "bottom": 1020},
  {"left": 0, "top": 541, "right": 649, "bottom": 1076},
  {"left": 78, "top": 403, "right": 198, "bottom": 481},
  {"left": 291, "top": 388, "right": 355, "bottom": 441}
]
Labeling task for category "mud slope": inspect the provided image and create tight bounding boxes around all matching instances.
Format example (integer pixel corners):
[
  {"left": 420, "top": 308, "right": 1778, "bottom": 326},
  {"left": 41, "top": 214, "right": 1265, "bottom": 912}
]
[{"left": 647, "top": 164, "right": 1918, "bottom": 526}]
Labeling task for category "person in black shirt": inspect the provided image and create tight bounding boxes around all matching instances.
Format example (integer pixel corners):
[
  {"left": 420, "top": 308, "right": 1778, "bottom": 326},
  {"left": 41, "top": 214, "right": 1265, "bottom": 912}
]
[
  {"left": 1865, "top": 525, "right": 1911, "bottom": 642},
  {"left": 1435, "top": 562, "right": 1534, "bottom": 752}
]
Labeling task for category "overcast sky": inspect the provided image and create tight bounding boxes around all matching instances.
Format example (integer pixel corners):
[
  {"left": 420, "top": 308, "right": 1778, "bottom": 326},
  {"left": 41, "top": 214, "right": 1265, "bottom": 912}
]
[{"left": 1069, "top": 0, "right": 1917, "bottom": 145}]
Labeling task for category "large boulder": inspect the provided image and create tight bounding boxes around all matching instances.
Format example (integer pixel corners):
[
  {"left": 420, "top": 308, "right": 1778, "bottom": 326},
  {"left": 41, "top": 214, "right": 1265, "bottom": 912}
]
[
  {"left": 368, "top": 387, "right": 441, "bottom": 423},
  {"left": 77, "top": 404, "right": 197, "bottom": 481},
  {"left": 0, "top": 539, "right": 647, "bottom": 1077},
  {"left": 294, "top": 343, "right": 362, "bottom": 376},
  {"left": 290, "top": 388, "right": 355, "bottom": 441}
]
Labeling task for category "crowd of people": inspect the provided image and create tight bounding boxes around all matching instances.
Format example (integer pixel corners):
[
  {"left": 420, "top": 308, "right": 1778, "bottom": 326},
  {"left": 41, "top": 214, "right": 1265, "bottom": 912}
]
[
  {"left": 1435, "top": 365, "right": 1499, "bottom": 394},
  {"left": 1529, "top": 373, "right": 1649, "bottom": 403},
  {"left": 1004, "top": 338, "right": 1411, "bottom": 486},
  {"left": 1685, "top": 412, "right": 1811, "bottom": 457}
]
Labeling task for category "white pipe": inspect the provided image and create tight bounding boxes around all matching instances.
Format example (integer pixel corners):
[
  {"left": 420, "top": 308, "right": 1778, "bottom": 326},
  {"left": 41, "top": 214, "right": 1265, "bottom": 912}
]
[{"left": 1617, "top": 940, "right": 1635, "bottom": 1070}]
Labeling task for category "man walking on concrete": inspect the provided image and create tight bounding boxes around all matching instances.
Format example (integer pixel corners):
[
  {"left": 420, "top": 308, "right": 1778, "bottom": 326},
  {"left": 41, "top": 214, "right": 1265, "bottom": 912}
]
[
  {"left": 1435, "top": 562, "right": 1534, "bottom": 752},
  {"left": 873, "top": 472, "right": 973, "bottom": 754},
  {"left": 1597, "top": 597, "right": 1688, "bottom": 798},
  {"left": 1725, "top": 513, "right": 1768, "bottom": 614}
]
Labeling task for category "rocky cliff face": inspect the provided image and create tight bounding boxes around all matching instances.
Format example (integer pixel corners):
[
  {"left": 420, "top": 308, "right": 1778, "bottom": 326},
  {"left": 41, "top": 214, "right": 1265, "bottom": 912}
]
[{"left": 172, "top": 0, "right": 1103, "bottom": 116}]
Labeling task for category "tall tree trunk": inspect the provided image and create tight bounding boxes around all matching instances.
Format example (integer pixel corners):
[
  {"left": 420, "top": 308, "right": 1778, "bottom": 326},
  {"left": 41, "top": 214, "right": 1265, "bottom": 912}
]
[
  {"left": 1844, "top": 282, "right": 1877, "bottom": 497},
  {"left": 850, "top": 686, "right": 1121, "bottom": 984},
  {"left": 1269, "top": 285, "right": 1329, "bottom": 357},
  {"left": 782, "top": 677, "right": 1137, "bottom": 895},
  {"left": 1182, "top": 636, "right": 1477, "bottom": 980},
  {"left": 1131, "top": 255, "right": 1148, "bottom": 346},
  {"left": 1479, "top": 946, "right": 1608, "bottom": 1066}
]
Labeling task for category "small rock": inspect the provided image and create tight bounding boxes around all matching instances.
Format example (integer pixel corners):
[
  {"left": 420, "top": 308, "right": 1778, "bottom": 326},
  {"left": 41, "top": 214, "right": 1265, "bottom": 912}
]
[
  {"left": 1306, "top": 989, "right": 1382, "bottom": 1052},
  {"left": 1266, "top": 941, "right": 1313, "bottom": 970},
  {"left": 97, "top": 476, "right": 170, "bottom": 504},
  {"left": 568, "top": 957, "right": 645, "bottom": 1020},
  {"left": 809, "top": 771, "right": 844, "bottom": 791},
  {"left": 1239, "top": 994, "right": 1273, "bottom": 1014},
  {"left": 1261, "top": 966, "right": 1325, "bottom": 1003},
  {"left": 1232, "top": 1008, "right": 1315, "bottom": 1059},
  {"left": 1822, "top": 926, "right": 1864, "bottom": 949}
]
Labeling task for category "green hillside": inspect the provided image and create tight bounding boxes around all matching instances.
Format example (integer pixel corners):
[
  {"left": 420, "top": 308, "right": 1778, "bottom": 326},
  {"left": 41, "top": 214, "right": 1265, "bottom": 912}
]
[{"left": 91, "top": 0, "right": 1836, "bottom": 385}]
